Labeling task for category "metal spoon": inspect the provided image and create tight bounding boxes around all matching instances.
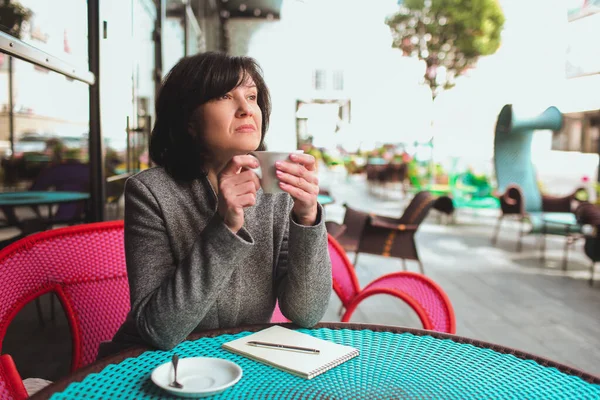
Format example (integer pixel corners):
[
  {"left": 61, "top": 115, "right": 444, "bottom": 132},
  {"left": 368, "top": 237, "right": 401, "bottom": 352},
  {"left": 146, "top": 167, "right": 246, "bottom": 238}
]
[{"left": 169, "top": 354, "right": 183, "bottom": 389}]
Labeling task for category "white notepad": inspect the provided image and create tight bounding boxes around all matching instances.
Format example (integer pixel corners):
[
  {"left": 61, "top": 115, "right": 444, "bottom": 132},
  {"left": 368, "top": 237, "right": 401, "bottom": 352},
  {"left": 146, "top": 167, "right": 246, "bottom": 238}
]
[{"left": 222, "top": 325, "right": 359, "bottom": 379}]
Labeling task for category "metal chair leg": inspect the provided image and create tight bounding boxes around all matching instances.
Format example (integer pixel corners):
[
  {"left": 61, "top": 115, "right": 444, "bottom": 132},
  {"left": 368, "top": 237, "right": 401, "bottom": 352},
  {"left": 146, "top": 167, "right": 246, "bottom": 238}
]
[
  {"left": 417, "top": 260, "right": 425, "bottom": 275},
  {"left": 562, "top": 238, "right": 571, "bottom": 271},
  {"left": 401, "top": 258, "right": 407, "bottom": 271},
  {"left": 517, "top": 217, "right": 526, "bottom": 252},
  {"left": 35, "top": 297, "right": 45, "bottom": 326},
  {"left": 491, "top": 216, "right": 503, "bottom": 245},
  {"left": 50, "top": 293, "right": 56, "bottom": 321},
  {"left": 352, "top": 252, "right": 360, "bottom": 268},
  {"left": 540, "top": 224, "right": 546, "bottom": 265}
]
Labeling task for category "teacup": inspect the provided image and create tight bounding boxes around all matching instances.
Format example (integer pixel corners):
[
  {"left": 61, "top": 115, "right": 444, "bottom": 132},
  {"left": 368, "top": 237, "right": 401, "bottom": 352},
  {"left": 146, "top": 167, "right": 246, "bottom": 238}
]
[{"left": 249, "top": 150, "right": 304, "bottom": 194}]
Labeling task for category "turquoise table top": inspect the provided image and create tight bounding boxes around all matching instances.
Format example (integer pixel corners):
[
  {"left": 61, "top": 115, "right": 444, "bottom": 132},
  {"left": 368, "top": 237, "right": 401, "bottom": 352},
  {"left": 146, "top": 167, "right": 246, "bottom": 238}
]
[
  {"left": 543, "top": 212, "right": 579, "bottom": 226},
  {"left": 317, "top": 194, "right": 334, "bottom": 206},
  {"left": 0, "top": 191, "right": 89, "bottom": 207},
  {"left": 36, "top": 323, "right": 600, "bottom": 399}
]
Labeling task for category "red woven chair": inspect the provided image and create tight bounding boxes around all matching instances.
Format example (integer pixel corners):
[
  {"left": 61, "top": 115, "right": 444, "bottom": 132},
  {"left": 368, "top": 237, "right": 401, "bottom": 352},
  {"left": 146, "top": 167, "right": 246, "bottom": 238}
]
[
  {"left": 329, "top": 234, "right": 455, "bottom": 333},
  {"left": 0, "top": 221, "right": 128, "bottom": 400},
  {"left": 272, "top": 235, "right": 455, "bottom": 334}
]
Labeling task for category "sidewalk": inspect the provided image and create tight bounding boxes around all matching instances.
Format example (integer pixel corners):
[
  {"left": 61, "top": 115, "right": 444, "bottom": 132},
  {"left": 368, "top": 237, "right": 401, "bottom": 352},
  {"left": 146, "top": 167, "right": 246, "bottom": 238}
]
[{"left": 319, "top": 166, "right": 600, "bottom": 375}]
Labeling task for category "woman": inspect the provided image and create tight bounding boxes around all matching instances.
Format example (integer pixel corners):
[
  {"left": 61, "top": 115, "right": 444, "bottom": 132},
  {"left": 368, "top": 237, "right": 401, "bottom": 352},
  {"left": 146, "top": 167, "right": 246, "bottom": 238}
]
[{"left": 98, "top": 52, "right": 331, "bottom": 356}]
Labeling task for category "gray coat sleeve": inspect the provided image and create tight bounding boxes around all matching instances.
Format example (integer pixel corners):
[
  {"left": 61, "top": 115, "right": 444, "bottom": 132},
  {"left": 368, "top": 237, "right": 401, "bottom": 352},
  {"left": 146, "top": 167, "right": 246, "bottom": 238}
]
[
  {"left": 124, "top": 177, "right": 254, "bottom": 350},
  {"left": 275, "top": 201, "right": 332, "bottom": 326}
]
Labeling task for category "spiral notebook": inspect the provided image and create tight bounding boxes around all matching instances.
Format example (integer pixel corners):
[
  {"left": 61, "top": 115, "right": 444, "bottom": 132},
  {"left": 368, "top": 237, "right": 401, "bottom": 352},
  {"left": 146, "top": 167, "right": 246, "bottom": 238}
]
[{"left": 221, "top": 325, "right": 359, "bottom": 379}]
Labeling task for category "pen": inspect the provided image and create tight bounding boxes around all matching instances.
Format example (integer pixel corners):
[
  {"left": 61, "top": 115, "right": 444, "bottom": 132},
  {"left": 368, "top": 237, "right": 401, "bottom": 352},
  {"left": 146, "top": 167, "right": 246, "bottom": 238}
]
[{"left": 246, "top": 341, "right": 320, "bottom": 355}]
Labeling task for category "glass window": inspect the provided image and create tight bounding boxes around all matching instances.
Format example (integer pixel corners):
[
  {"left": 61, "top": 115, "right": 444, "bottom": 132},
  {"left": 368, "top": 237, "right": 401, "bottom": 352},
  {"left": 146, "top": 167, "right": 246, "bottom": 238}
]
[
  {"left": 0, "top": 56, "right": 89, "bottom": 191},
  {"left": 332, "top": 70, "right": 344, "bottom": 91},
  {"left": 313, "top": 69, "right": 326, "bottom": 91},
  {"left": 1, "top": 0, "right": 89, "bottom": 69}
]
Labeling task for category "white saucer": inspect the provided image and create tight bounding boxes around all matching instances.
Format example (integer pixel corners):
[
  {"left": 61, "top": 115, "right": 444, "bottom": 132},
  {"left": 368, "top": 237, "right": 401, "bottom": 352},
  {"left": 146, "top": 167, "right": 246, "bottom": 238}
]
[{"left": 151, "top": 357, "right": 242, "bottom": 398}]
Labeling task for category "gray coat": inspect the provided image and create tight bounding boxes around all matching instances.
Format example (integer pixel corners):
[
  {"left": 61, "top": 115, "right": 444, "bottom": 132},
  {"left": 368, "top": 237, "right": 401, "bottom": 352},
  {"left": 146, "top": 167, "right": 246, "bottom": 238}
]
[{"left": 102, "top": 167, "right": 332, "bottom": 354}]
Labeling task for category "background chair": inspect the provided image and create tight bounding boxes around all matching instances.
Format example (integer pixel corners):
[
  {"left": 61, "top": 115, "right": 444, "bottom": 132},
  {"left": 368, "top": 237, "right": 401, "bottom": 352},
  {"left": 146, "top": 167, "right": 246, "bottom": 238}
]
[
  {"left": 492, "top": 104, "right": 583, "bottom": 249},
  {"left": 328, "top": 234, "right": 455, "bottom": 333},
  {"left": 432, "top": 195, "right": 455, "bottom": 224},
  {"left": 327, "top": 191, "right": 435, "bottom": 273},
  {"left": 575, "top": 202, "right": 600, "bottom": 286},
  {"left": 272, "top": 234, "right": 456, "bottom": 334},
  {"left": 0, "top": 221, "right": 128, "bottom": 399}
]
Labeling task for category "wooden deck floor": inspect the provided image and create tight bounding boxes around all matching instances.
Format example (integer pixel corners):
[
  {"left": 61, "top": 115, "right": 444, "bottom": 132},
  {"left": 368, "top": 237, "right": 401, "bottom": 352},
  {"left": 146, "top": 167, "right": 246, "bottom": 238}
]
[{"left": 3, "top": 169, "right": 600, "bottom": 383}]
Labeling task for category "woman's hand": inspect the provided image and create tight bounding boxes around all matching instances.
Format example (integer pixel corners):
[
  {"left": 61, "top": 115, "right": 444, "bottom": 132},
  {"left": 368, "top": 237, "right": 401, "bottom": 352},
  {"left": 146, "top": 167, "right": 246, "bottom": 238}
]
[
  {"left": 217, "top": 155, "right": 261, "bottom": 233},
  {"left": 275, "top": 153, "right": 319, "bottom": 226}
]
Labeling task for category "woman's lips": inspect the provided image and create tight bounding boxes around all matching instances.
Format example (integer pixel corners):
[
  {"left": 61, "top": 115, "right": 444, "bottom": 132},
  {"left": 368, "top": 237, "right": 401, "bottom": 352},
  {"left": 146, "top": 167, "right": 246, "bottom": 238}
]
[{"left": 235, "top": 124, "right": 256, "bottom": 133}]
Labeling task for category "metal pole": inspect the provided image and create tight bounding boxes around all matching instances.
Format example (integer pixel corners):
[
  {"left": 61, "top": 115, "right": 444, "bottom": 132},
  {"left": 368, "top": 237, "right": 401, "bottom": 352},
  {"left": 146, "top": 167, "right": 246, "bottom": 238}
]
[
  {"left": 154, "top": 0, "right": 165, "bottom": 98},
  {"left": 8, "top": 56, "right": 14, "bottom": 156},
  {"left": 183, "top": 3, "right": 189, "bottom": 56},
  {"left": 88, "top": 0, "right": 105, "bottom": 221}
]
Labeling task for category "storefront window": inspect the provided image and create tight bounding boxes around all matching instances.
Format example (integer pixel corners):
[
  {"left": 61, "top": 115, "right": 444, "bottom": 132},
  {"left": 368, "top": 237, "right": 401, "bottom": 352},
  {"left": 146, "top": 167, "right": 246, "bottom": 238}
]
[
  {"left": 0, "top": 56, "right": 89, "bottom": 190},
  {"left": 1, "top": 0, "right": 89, "bottom": 69}
]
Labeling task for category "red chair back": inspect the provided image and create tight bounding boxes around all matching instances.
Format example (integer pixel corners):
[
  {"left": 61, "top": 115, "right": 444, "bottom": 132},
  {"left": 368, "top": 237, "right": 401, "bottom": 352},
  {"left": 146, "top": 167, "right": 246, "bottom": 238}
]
[
  {"left": 328, "top": 234, "right": 361, "bottom": 306},
  {"left": 0, "top": 221, "right": 128, "bottom": 375}
]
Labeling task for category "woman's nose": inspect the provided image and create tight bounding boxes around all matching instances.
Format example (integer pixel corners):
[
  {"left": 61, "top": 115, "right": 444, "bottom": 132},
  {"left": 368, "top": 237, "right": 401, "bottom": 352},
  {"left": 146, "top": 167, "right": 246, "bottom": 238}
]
[{"left": 236, "top": 99, "right": 254, "bottom": 117}]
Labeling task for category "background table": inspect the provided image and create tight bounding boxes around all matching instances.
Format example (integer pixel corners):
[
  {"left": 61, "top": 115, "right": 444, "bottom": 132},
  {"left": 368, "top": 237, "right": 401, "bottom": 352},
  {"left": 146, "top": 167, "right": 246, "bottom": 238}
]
[
  {"left": 317, "top": 194, "right": 334, "bottom": 206},
  {"left": 0, "top": 191, "right": 90, "bottom": 229},
  {"left": 33, "top": 323, "right": 600, "bottom": 399}
]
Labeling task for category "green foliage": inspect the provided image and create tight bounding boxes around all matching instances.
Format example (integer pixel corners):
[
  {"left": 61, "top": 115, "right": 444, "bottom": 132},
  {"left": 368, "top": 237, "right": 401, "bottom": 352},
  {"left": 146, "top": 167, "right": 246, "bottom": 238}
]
[
  {"left": 0, "top": 1, "right": 33, "bottom": 39},
  {"left": 386, "top": 0, "right": 505, "bottom": 98}
]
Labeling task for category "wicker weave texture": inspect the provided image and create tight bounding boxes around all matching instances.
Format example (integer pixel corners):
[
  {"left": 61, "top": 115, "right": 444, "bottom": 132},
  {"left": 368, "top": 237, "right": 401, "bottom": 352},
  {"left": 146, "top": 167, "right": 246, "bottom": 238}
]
[
  {"left": 49, "top": 328, "right": 600, "bottom": 399},
  {"left": 363, "top": 274, "right": 452, "bottom": 333},
  {"left": 0, "top": 222, "right": 129, "bottom": 372}
]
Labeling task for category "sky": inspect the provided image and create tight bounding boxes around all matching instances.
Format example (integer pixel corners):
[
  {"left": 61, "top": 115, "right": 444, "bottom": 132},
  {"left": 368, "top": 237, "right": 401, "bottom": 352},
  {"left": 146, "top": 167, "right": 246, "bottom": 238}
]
[{"left": 243, "top": 0, "right": 598, "bottom": 169}]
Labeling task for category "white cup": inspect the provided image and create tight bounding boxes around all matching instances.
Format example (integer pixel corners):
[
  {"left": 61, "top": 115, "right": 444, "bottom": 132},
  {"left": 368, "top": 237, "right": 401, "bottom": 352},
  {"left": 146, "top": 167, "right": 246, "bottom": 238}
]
[{"left": 249, "top": 150, "right": 304, "bottom": 194}]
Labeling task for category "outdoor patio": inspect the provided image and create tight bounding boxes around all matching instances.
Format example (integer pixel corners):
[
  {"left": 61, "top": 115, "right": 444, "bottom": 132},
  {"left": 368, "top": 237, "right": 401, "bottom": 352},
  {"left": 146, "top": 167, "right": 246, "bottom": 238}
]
[
  {"left": 319, "top": 167, "right": 600, "bottom": 376},
  {"left": 4, "top": 165, "right": 600, "bottom": 384}
]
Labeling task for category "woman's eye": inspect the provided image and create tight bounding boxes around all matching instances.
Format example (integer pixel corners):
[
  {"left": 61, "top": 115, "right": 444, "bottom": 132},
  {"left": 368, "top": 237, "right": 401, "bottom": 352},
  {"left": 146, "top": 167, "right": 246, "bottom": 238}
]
[
  {"left": 248, "top": 94, "right": 257, "bottom": 101},
  {"left": 220, "top": 94, "right": 231, "bottom": 100}
]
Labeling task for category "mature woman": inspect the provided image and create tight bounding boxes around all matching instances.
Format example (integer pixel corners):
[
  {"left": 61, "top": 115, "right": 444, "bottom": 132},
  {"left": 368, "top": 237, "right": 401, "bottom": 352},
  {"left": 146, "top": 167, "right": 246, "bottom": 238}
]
[{"left": 99, "top": 52, "right": 331, "bottom": 356}]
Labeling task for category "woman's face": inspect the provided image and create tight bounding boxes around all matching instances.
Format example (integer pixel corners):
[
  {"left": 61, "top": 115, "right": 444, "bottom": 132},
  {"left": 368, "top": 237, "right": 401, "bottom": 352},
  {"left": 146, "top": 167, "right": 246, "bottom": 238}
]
[{"left": 193, "top": 76, "right": 263, "bottom": 163}]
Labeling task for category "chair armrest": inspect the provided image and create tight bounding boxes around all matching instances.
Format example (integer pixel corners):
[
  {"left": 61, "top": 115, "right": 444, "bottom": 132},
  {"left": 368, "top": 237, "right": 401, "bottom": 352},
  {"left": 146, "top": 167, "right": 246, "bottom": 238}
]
[
  {"left": 325, "top": 221, "right": 347, "bottom": 239},
  {"left": 370, "top": 217, "right": 418, "bottom": 232},
  {"left": 542, "top": 186, "right": 586, "bottom": 213},
  {"left": 498, "top": 185, "right": 525, "bottom": 215},
  {"left": 0, "top": 354, "right": 28, "bottom": 400}
]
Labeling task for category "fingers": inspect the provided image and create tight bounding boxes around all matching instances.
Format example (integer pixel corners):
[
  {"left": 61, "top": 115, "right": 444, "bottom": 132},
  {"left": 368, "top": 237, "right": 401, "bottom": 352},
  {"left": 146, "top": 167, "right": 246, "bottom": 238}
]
[
  {"left": 279, "top": 181, "right": 315, "bottom": 202},
  {"left": 275, "top": 170, "right": 319, "bottom": 195},
  {"left": 220, "top": 155, "right": 259, "bottom": 177},
  {"left": 274, "top": 154, "right": 319, "bottom": 212},
  {"left": 237, "top": 193, "right": 257, "bottom": 208},
  {"left": 275, "top": 158, "right": 319, "bottom": 187},
  {"left": 289, "top": 153, "right": 317, "bottom": 171},
  {"left": 220, "top": 179, "right": 258, "bottom": 203}
]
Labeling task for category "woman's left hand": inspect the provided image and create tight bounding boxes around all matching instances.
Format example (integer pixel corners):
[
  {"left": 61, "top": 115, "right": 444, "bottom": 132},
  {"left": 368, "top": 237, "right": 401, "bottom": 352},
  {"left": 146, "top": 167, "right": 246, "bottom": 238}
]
[{"left": 275, "top": 153, "right": 319, "bottom": 226}]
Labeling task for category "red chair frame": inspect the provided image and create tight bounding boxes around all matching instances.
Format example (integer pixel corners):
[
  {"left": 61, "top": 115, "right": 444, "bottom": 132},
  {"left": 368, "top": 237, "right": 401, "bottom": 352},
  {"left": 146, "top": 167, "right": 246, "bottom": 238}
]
[
  {"left": 273, "top": 234, "right": 456, "bottom": 334},
  {"left": 0, "top": 221, "right": 128, "bottom": 400}
]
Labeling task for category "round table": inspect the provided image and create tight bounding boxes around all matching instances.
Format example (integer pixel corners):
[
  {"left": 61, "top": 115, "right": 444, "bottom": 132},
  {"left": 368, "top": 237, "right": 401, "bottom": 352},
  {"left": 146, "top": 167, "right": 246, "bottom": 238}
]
[
  {"left": 32, "top": 323, "right": 600, "bottom": 399},
  {"left": 317, "top": 194, "right": 334, "bottom": 206},
  {"left": 0, "top": 191, "right": 89, "bottom": 207},
  {"left": 0, "top": 191, "right": 90, "bottom": 229}
]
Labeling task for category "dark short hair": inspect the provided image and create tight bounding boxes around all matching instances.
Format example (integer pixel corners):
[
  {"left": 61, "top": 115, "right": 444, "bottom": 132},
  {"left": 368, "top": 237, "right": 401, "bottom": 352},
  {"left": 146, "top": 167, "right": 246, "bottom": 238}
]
[{"left": 149, "top": 52, "right": 271, "bottom": 181}]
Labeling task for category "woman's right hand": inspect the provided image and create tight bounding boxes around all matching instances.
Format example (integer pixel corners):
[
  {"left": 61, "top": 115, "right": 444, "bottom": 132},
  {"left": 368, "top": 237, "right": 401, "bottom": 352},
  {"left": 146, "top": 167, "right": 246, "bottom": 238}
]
[{"left": 217, "top": 155, "right": 261, "bottom": 233}]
